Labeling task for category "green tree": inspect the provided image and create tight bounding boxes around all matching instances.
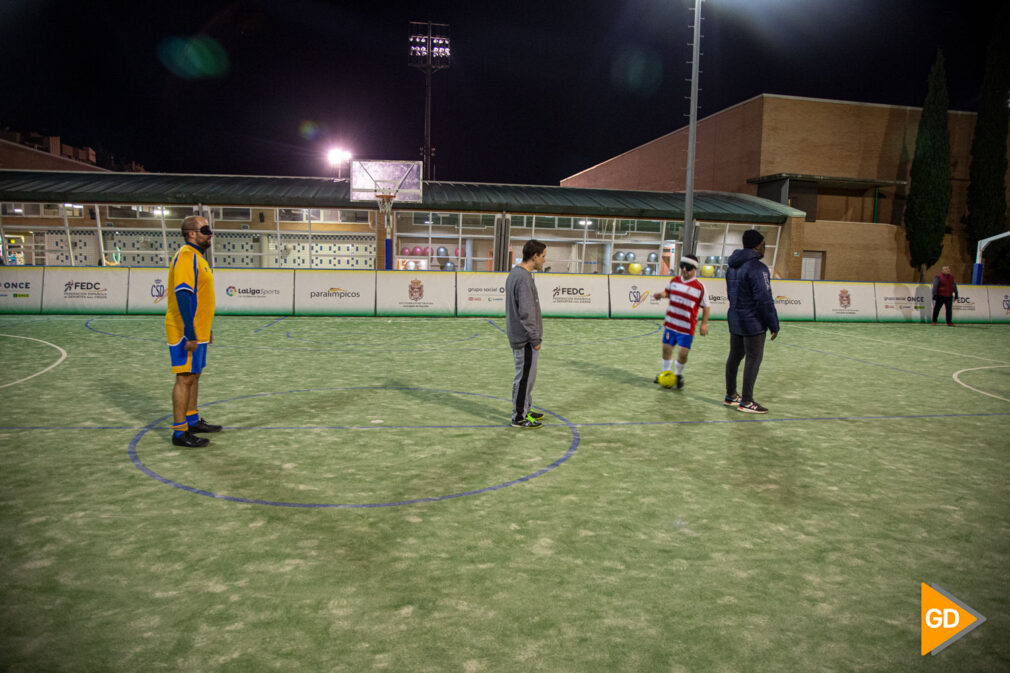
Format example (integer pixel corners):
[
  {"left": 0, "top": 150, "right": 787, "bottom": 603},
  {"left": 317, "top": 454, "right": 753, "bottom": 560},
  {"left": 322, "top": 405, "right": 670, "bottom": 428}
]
[
  {"left": 904, "top": 51, "right": 951, "bottom": 281},
  {"left": 964, "top": 8, "right": 1010, "bottom": 283}
]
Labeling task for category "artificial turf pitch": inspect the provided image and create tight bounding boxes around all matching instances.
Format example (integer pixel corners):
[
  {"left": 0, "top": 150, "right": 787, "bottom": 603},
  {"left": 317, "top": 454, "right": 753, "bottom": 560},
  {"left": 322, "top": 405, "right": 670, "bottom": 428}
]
[{"left": 1, "top": 315, "right": 1008, "bottom": 672}]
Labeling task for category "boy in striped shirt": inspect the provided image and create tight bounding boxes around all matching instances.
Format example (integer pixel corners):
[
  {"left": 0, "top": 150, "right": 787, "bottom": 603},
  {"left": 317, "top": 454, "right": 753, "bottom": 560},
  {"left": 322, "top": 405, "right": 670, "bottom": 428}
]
[{"left": 652, "top": 254, "right": 710, "bottom": 389}]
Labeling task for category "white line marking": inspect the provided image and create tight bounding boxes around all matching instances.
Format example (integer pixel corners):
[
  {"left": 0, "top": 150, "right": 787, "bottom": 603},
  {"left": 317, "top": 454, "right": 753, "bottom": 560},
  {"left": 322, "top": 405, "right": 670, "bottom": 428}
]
[
  {"left": 787, "top": 323, "right": 1010, "bottom": 364},
  {"left": 952, "top": 365, "right": 1010, "bottom": 403},
  {"left": 0, "top": 334, "right": 68, "bottom": 389}
]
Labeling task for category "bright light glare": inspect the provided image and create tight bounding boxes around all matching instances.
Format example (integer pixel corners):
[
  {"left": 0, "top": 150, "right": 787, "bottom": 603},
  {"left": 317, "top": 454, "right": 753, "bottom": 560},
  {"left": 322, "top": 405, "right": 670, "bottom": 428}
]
[{"left": 327, "top": 148, "right": 352, "bottom": 165}]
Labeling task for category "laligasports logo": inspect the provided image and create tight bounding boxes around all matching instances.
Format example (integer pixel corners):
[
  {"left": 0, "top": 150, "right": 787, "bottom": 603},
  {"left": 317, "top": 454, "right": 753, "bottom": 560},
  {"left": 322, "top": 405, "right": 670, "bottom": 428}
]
[
  {"left": 309, "top": 287, "right": 362, "bottom": 299},
  {"left": 226, "top": 286, "right": 280, "bottom": 297},
  {"left": 150, "top": 279, "right": 167, "bottom": 303}
]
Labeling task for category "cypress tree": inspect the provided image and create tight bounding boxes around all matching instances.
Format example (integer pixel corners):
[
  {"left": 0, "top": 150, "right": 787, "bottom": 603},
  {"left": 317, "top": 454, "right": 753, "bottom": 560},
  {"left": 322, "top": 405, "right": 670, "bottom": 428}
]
[
  {"left": 964, "top": 9, "right": 1010, "bottom": 283},
  {"left": 904, "top": 51, "right": 951, "bottom": 281}
]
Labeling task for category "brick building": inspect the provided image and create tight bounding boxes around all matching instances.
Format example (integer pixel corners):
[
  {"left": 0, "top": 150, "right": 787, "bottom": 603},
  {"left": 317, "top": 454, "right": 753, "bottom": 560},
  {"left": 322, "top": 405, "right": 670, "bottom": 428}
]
[{"left": 562, "top": 94, "right": 1008, "bottom": 282}]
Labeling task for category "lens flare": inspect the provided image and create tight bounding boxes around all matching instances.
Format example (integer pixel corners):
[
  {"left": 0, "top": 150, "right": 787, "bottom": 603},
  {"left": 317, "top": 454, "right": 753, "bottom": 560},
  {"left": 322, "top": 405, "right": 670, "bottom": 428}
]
[
  {"left": 299, "top": 121, "right": 320, "bottom": 140},
  {"left": 157, "top": 35, "right": 230, "bottom": 79}
]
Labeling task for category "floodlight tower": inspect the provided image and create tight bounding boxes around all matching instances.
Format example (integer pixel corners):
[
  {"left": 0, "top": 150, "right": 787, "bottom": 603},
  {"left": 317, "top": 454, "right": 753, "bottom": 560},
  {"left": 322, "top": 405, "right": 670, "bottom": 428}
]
[
  {"left": 682, "top": 0, "right": 703, "bottom": 255},
  {"left": 409, "top": 21, "right": 451, "bottom": 180}
]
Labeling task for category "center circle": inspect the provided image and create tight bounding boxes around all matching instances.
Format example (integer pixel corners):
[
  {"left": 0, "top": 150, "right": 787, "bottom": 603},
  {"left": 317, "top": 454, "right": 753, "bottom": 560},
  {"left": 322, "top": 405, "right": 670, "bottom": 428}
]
[{"left": 128, "top": 386, "right": 580, "bottom": 508}]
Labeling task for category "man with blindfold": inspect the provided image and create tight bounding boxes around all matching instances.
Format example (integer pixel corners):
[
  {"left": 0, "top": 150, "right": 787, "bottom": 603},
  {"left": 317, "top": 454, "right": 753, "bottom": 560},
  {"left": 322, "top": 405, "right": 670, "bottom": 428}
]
[{"left": 164, "top": 215, "right": 221, "bottom": 447}]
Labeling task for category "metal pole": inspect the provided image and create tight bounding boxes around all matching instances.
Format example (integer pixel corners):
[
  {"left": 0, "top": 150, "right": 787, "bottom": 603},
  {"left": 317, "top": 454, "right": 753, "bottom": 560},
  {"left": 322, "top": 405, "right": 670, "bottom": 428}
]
[
  {"left": 159, "top": 205, "right": 169, "bottom": 268},
  {"left": 63, "top": 205, "right": 74, "bottom": 267},
  {"left": 94, "top": 204, "right": 107, "bottom": 266},
  {"left": 425, "top": 68, "right": 433, "bottom": 181},
  {"left": 683, "top": 0, "right": 703, "bottom": 256}
]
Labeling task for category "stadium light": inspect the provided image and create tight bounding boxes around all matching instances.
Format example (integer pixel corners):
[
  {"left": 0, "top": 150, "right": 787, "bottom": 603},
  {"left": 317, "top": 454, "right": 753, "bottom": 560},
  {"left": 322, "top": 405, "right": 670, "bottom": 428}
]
[
  {"left": 326, "top": 148, "right": 352, "bottom": 179},
  {"left": 409, "top": 21, "right": 451, "bottom": 180}
]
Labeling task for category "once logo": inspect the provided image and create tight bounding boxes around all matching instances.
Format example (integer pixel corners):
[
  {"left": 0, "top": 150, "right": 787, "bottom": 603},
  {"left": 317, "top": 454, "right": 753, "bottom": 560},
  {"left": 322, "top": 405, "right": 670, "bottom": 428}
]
[{"left": 2, "top": 281, "right": 30, "bottom": 289}]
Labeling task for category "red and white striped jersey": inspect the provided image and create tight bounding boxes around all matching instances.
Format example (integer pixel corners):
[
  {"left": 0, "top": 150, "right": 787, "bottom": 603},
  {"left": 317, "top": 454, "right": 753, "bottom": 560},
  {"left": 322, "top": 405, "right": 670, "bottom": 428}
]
[{"left": 663, "top": 275, "right": 710, "bottom": 335}]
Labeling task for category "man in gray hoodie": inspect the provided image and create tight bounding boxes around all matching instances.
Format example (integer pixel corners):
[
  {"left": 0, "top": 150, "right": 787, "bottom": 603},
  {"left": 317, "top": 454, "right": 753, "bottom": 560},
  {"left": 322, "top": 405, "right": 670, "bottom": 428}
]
[{"left": 505, "top": 239, "right": 546, "bottom": 428}]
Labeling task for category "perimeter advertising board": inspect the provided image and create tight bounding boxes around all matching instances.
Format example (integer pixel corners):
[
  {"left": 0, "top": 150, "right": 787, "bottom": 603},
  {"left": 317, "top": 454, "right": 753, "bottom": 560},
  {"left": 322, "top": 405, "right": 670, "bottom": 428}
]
[
  {"left": 215, "top": 269, "right": 294, "bottom": 315},
  {"left": 875, "top": 283, "right": 931, "bottom": 322},
  {"left": 813, "top": 282, "right": 877, "bottom": 321},
  {"left": 42, "top": 267, "right": 128, "bottom": 314},
  {"left": 607, "top": 275, "right": 668, "bottom": 319},
  {"left": 375, "top": 271, "right": 455, "bottom": 316},
  {"left": 533, "top": 273, "right": 610, "bottom": 318},
  {"left": 0, "top": 267, "right": 43, "bottom": 313},
  {"left": 456, "top": 272, "right": 508, "bottom": 317},
  {"left": 703, "top": 278, "right": 729, "bottom": 320},
  {"left": 770, "top": 280, "right": 815, "bottom": 321},
  {"left": 294, "top": 270, "right": 376, "bottom": 316},
  {"left": 945, "top": 285, "right": 991, "bottom": 323},
  {"left": 127, "top": 267, "right": 171, "bottom": 314},
  {"left": 986, "top": 286, "right": 1010, "bottom": 323}
]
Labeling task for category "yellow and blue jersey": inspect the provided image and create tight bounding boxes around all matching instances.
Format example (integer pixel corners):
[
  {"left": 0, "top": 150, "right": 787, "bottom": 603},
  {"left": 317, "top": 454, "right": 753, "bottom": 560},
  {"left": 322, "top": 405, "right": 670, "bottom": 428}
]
[{"left": 165, "top": 243, "right": 215, "bottom": 345}]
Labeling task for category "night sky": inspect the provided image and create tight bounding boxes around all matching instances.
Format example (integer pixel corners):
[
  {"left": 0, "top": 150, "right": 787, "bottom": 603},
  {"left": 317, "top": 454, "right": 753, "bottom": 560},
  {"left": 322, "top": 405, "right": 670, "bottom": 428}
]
[{"left": 0, "top": 0, "right": 993, "bottom": 186}]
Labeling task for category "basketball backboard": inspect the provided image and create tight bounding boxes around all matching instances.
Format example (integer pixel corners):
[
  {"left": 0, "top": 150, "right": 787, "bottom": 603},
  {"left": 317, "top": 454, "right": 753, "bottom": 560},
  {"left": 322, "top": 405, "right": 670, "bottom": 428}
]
[{"left": 350, "top": 160, "right": 423, "bottom": 203}]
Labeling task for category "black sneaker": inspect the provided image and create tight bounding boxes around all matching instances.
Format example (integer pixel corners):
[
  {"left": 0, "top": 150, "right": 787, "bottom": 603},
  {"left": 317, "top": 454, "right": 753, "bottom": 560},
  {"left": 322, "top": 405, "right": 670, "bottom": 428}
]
[
  {"left": 676, "top": 373, "right": 685, "bottom": 389},
  {"left": 172, "top": 430, "right": 210, "bottom": 447},
  {"left": 737, "top": 400, "right": 768, "bottom": 414},
  {"left": 723, "top": 393, "right": 742, "bottom": 407},
  {"left": 190, "top": 418, "right": 222, "bottom": 433},
  {"left": 528, "top": 411, "right": 545, "bottom": 421},
  {"left": 510, "top": 414, "right": 543, "bottom": 428},
  {"left": 653, "top": 375, "right": 659, "bottom": 384}
]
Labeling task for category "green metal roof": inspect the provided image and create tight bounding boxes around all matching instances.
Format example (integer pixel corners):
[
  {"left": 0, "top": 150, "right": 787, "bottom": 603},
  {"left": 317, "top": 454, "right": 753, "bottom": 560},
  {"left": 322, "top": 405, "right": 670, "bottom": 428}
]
[{"left": 0, "top": 169, "right": 804, "bottom": 224}]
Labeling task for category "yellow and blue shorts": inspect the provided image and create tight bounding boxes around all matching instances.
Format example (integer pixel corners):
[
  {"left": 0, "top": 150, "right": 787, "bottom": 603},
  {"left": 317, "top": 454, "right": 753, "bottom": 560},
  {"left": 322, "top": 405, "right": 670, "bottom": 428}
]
[{"left": 169, "top": 340, "right": 209, "bottom": 374}]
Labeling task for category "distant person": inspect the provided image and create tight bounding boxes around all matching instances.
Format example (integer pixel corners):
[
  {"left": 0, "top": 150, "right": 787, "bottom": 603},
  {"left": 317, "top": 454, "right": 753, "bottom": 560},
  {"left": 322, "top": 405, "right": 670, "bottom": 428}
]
[
  {"left": 724, "top": 229, "right": 779, "bottom": 414},
  {"left": 165, "top": 216, "right": 222, "bottom": 447},
  {"left": 505, "top": 240, "right": 546, "bottom": 428},
  {"left": 931, "top": 265, "right": 958, "bottom": 326},
  {"left": 652, "top": 254, "right": 710, "bottom": 389}
]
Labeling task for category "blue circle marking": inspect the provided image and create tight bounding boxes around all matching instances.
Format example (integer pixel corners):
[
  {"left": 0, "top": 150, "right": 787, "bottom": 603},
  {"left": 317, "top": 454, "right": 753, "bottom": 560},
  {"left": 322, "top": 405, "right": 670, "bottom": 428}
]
[{"left": 129, "top": 386, "right": 580, "bottom": 508}]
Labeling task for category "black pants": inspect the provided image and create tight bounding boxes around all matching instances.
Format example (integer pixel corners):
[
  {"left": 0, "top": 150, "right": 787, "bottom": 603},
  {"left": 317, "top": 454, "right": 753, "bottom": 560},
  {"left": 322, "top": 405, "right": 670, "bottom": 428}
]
[
  {"left": 932, "top": 296, "right": 953, "bottom": 324},
  {"left": 725, "top": 332, "right": 766, "bottom": 403}
]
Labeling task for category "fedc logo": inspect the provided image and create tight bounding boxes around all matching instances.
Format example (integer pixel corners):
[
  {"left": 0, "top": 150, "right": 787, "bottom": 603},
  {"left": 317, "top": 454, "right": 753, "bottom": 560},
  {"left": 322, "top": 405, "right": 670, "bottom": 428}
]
[{"left": 921, "top": 583, "right": 985, "bottom": 656}]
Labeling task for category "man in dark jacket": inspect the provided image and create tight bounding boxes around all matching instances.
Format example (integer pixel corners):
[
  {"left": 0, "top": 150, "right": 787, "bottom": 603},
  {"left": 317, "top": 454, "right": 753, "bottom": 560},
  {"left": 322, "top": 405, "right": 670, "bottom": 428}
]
[
  {"left": 724, "top": 229, "right": 779, "bottom": 413},
  {"left": 930, "top": 265, "right": 958, "bottom": 326}
]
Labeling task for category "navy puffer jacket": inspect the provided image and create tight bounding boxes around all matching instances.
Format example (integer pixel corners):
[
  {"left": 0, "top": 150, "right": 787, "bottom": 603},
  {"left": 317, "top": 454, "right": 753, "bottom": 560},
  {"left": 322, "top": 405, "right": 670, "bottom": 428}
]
[{"left": 725, "top": 248, "right": 779, "bottom": 336}]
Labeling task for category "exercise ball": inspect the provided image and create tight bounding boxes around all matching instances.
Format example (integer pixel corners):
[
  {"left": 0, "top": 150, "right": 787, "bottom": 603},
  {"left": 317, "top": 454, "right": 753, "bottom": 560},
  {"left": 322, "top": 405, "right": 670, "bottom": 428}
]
[
  {"left": 705, "top": 255, "right": 717, "bottom": 264},
  {"left": 405, "top": 260, "right": 417, "bottom": 270},
  {"left": 628, "top": 262, "right": 643, "bottom": 275},
  {"left": 700, "top": 264, "right": 716, "bottom": 277},
  {"left": 644, "top": 266, "right": 655, "bottom": 275},
  {"left": 412, "top": 246, "right": 423, "bottom": 256},
  {"left": 614, "top": 251, "right": 626, "bottom": 261},
  {"left": 614, "top": 265, "right": 626, "bottom": 274},
  {"left": 401, "top": 247, "right": 411, "bottom": 256},
  {"left": 422, "top": 247, "right": 431, "bottom": 256},
  {"left": 647, "top": 252, "right": 659, "bottom": 263},
  {"left": 444, "top": 261, "right": 456, "bottom": 271},
  {"left": 436, "top": 246, "right": 448, "bottom": 257},
  {"left": 626, "top": 252, "right": 636, "bottom": 262},
  {"left": 455, "top": 248, "right": 463, "bottom": 256}
]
